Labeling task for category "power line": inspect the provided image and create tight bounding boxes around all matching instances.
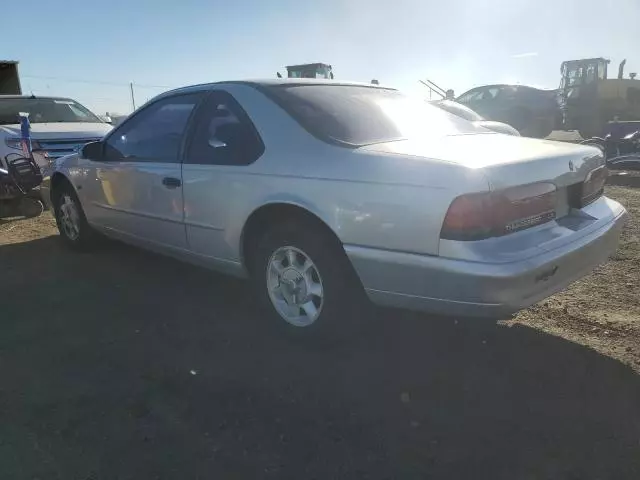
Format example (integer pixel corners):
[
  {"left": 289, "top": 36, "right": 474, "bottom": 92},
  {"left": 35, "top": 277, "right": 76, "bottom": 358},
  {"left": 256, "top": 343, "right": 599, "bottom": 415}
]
[{"left": 21, "top": 74, "right": 174, "bottom": 89}]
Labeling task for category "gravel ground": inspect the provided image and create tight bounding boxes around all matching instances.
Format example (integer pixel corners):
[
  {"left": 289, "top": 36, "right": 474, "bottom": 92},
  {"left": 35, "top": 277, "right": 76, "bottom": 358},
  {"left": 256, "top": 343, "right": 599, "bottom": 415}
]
[
  {"left": 512, "top": 176, "right": 640, "bottom": 372},
  {"left": 0, "top": 181, "right": 639, "bottom": 479}
]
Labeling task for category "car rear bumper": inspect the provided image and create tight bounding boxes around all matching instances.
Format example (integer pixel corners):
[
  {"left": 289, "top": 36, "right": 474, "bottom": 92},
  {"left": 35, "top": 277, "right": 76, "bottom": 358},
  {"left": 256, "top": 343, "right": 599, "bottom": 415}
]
[{"left": 345, "top": 197, "right": 628, "bottom": 318}]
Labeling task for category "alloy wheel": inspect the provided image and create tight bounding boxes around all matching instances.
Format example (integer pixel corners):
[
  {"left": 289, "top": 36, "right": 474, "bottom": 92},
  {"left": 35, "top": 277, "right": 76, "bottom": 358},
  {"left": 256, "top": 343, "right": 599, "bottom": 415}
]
[
  {"left": 266, "top": 246, "right": 324, "bottom": 327},
  {"left": 58, "top": 194, "right": 81, "bottom": 241}
]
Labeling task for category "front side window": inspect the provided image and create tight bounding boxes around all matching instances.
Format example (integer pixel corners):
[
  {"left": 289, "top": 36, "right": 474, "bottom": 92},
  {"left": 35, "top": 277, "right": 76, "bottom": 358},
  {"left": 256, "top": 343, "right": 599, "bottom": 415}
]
[
  {"left": 185, "top": 91, "right": 264, "bottom": 166},
  {"left": 104, "top": 93, "right": 203, "bottom": 163},
  {"left": 585, "top": 64, "right": 597, "bottom": 84},
  {"left": 264, "top": 84, "right": 485, "bottom": 147},
  {"left": 567, "top": 66, "right": 584, "bottom": 87}
]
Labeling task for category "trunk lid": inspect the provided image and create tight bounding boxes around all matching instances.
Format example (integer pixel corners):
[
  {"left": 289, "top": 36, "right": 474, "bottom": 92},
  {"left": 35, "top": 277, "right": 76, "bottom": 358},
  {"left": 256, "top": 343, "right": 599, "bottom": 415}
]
[
  {"left": 362, "top": 133, "right": 605, "bottom": 222},
  {"left": 361, "top": 133, "right": 604, "bottom": 190}
]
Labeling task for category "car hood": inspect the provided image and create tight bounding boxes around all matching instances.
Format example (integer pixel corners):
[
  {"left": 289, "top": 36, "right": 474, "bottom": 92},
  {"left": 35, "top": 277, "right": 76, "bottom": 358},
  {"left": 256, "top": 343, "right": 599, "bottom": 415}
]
[
  {"left": 360, "top": 133, "right": 604, "bottom": 189},
  {"left": 0, "top": 122, "right": 112, "bottom": 139}
]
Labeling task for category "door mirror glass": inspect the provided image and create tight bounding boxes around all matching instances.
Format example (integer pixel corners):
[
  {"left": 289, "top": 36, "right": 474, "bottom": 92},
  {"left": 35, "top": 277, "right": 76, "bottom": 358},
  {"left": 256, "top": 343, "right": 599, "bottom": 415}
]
[{"left": 82, "top": 141, "right": 103, "bottom": 161}]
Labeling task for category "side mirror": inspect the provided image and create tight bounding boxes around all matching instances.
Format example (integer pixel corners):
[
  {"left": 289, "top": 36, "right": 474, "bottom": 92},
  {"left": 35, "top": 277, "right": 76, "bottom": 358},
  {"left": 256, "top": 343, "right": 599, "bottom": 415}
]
[{"left": 82, "top": 141, "right": 104, "bottom": 161}]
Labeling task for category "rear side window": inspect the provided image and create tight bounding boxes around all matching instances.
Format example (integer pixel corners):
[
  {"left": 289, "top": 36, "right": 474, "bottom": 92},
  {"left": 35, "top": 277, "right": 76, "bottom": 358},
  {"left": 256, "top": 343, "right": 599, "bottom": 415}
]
[{"left": 185, "top": 91, "right": 264, "bottom": 166}]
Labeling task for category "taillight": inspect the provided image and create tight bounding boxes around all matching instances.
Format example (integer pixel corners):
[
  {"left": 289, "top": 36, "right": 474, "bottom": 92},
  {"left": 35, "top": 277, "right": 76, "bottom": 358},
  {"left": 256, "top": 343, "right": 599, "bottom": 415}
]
[
  {"left": 441, "top": 183, "right": 557, "bottom": 241},
  {"left": 581, "top": 166, "right": 607, "bottom": 206}
]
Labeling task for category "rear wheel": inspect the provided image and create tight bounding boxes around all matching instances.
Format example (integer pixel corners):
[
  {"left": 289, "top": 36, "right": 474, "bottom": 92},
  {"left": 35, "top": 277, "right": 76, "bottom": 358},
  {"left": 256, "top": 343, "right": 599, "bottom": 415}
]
[
  {"left": 52, "top": 182, "right": 96, "bottom": 250},
  {"left": 252, "top": 220, "right": 365, "bottom": 335}
]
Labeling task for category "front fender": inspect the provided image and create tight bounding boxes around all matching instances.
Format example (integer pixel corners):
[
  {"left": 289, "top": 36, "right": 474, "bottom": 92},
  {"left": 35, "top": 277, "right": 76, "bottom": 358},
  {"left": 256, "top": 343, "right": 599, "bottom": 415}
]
[{"left": 44, "top": 154, "right": 84, "bottom": 207}]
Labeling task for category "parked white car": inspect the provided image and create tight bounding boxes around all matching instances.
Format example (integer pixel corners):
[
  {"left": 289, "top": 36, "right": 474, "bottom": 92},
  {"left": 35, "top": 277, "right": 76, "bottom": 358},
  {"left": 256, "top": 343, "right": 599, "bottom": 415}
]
[
  {"left": 0, "top": 95, "right": 112, "bottom": 177},
  {"left": 48, "top": 80, "right": 627, "bottom": 333}
]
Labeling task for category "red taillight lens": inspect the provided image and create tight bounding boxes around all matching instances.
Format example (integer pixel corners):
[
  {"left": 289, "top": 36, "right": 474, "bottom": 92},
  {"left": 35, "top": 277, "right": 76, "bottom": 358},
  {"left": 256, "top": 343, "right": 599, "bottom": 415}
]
[
  {"left": 439, "top": 192, "right": 496, "bottom": 240},
  {"left": 581, "top": 166, "right": 607, "bottom": 206},
  {"left": 441, "top": 183, "right": 557, "bottom": 241}
]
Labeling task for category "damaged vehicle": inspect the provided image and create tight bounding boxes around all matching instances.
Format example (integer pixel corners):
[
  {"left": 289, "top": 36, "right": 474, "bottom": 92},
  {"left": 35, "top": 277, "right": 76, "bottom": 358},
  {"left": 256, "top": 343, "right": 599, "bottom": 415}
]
[{"left": 48, "top": 80, "right": 628, "bottom": 333}]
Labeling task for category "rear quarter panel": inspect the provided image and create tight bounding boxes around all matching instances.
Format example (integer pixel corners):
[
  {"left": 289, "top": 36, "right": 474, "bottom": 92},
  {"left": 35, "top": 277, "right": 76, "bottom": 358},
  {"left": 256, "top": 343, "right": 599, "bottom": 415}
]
[{"left": 194, "top": 151, "right": 489, "bottom": 262}]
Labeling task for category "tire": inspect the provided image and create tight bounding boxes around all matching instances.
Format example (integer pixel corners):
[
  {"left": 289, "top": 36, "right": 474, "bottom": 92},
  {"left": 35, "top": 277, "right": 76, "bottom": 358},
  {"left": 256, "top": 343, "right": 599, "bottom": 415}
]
[
  {"left": 52, "top": 181, "right": 97, "bottom": 250},
  {"left": 251, "top": 219, "right": 366, "bottom": 336}
]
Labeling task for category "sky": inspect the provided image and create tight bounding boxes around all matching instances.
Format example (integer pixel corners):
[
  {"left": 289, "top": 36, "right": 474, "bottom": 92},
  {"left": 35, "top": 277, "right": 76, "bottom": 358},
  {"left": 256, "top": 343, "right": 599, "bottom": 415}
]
[{"left": 3, "top": 0, "right": 639, "bottom": 115}]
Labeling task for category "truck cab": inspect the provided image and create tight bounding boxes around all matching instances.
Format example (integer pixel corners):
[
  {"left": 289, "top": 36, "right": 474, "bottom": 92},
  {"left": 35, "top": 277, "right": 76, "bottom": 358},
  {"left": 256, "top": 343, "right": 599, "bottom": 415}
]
[
  {"left": 286, "top": 63, "right": 333, "bottom": 79},
  {"left": 559, "top": 57, "right": 640, "bottom": 138}
]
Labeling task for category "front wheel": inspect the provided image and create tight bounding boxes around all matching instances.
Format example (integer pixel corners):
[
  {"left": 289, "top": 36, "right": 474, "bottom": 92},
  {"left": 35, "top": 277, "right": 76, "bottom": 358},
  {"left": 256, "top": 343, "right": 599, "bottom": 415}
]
[
  {"left": 52, "top": 182, "right": 96, "bottom": 250},
  {"left": 252, "top": 221, "right": 365, "bottom": 335}
]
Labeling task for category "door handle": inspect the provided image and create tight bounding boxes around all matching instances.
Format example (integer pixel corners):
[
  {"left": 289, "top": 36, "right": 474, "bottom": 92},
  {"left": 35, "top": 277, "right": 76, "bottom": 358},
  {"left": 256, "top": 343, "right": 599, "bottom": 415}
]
[{"left": 162, "top": 177, "right": 182, "bottom": 188}]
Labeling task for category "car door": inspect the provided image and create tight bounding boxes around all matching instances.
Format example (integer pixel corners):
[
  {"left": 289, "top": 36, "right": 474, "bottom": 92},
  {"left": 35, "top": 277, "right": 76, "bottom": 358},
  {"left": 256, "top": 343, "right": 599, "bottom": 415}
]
[
  {"left": 86, "top": 92, "right": 205, "bottom": 250},
  {"left": 181, "top": 90, "right": 265, "bottom": 269}
]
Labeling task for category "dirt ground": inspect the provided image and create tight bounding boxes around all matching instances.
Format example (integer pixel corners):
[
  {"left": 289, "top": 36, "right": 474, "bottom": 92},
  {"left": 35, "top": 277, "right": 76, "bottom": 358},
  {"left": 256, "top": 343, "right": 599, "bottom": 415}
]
[
  {"left": 1, "top": 180, "right": 639, "bottom": 478},
  {"left": 513, "top": 175, "right": 640, "bottom": 372}
]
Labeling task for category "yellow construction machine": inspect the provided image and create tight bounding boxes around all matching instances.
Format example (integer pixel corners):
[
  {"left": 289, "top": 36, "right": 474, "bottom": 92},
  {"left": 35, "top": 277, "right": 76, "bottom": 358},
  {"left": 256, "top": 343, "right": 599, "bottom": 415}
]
[
  {"left": 277, "top": 63, "right": 334, "bottom": 79},
  {"left": 559, "top": 57, "right": 640, "bottom": 138}
]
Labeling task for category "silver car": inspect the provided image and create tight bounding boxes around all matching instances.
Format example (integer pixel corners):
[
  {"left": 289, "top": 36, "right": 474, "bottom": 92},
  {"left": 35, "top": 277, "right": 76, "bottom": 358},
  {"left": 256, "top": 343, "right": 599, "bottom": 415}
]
[{"left": 48, "top": 79, "right": 628, "bottom": 332}]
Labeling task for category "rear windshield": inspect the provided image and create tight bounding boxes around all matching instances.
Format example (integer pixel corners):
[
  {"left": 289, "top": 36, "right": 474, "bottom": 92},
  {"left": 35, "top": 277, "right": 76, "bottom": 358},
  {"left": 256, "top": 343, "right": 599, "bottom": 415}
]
[
  {"left": 263, "top": 84, "right": 485, "bottom": 146},
  {"left": 0, "top": 98, "right": 102, "bottom": 125}
]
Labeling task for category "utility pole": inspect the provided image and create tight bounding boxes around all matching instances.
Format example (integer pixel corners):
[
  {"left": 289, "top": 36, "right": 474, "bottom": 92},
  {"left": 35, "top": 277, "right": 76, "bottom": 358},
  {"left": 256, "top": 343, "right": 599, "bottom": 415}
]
[{"left": 130, "top": 82, "right": 136, "bottom": 111}]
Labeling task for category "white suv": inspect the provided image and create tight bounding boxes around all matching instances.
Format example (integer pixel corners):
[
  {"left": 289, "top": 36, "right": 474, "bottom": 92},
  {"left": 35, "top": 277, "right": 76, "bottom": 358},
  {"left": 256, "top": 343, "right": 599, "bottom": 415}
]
[{"left": 0, "top": 95, "right": 113, "bottom": 177}]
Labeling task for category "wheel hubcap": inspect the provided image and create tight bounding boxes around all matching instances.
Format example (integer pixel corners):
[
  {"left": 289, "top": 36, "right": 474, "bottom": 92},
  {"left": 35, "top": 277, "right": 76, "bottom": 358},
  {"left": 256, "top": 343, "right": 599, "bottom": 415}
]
[
  {"left": 58, "top": 194, "right": 80, "bottom": 241},
  {"left": 266, "top": 246, "right": 324, "bottom": 327}
]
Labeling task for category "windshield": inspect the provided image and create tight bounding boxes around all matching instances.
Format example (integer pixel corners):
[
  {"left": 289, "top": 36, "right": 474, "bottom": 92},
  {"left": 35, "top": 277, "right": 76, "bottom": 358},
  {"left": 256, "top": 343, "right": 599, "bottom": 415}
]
[
  {"left": 264, "top": 84, "right": 485, "bottom": 146},
  {"left": 0, "top": 98, "right": 102, "bottom": 125}
]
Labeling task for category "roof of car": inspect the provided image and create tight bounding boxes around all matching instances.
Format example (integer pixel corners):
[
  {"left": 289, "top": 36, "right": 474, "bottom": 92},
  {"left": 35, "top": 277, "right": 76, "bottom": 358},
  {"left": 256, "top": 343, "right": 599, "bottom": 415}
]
[
  {"left": 161, "top": 78, "right": 396, "bottom": 98},
  {"left": 460, "top": 83, "right": 556, "bottom": 93},
  {"left": 239, "top": 78, "right": 392, "bottom": 87}
]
